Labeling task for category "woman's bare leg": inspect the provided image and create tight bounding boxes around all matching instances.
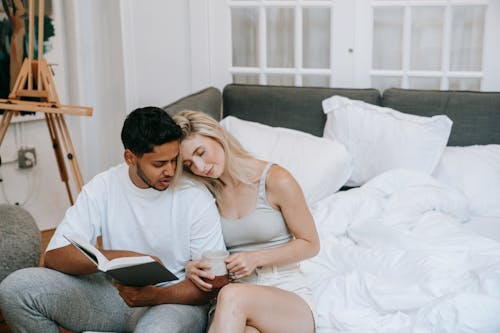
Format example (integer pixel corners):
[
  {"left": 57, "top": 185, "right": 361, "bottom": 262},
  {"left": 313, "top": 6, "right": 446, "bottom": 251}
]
[
  {"left": 207, "top": 283, "right": 314, "bottom": 333},
  {"left": 244, "top": 326, "right": 260, "bottom": 333}
]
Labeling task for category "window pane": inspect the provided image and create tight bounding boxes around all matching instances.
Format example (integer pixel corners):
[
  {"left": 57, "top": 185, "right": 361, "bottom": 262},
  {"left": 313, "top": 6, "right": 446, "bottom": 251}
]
[
  {"left": 411, "top": 6, "right": 444, "bottom": 70},
  {"left": 303, "top": 75, "right": 330, "bottom": 87},
  {"left": 303, "top": 8, "right": 330, "bottom": 69},
  {"left": 267, "top": 7, "right": 295, "bottom": 68},
  {"left": 409, "top": 77, "right": 441, "bottom": 90},
  {"left": 232, "top": 8, "right": 259, "bottom": 67},
  {"left": 449, "top": 78, "right": 481, "bottom": 91},
  {"left": 267, "top": 74, "right": 295, "bottom": 86},
  {"left": 450, "top": 6, "right": 485, "bottom": 71},
  {"left": 233, "top": 74, "right": 260, "bottom": 85},
  {"left": 371, "top": 76, "right": 402, "bottom": 92},
  {"left": 373, "top": 7, "right": 404, "bottom": 70}
]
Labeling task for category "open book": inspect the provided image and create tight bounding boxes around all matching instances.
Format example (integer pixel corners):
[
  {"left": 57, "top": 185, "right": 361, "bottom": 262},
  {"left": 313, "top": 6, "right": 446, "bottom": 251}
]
[{"left": 64, "top": 234, "right": 178, "bottom": 286}]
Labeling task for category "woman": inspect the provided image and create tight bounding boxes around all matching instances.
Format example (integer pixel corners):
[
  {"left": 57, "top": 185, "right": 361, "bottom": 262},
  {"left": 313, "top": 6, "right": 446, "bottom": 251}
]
[{"left": 174, "top": 110, "right": 320, "bottom": 333}]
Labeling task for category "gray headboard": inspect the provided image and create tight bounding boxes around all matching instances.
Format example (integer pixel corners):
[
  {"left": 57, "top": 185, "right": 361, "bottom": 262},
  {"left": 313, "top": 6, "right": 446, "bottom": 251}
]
[
  {"left": 382, "top": 88, "right": 500, "bottom": 146},
  {"left": 222, "top": 84, "right": 500, "bottom": 146},
  {"left": 163, "top": 87, "right": 222, "bottom": 121},
  {"left": 222, "top": 84, "right": 380, "bottom": 137},
  {"left": 163, "top": 84, "right": 500, "bottom": 146}
]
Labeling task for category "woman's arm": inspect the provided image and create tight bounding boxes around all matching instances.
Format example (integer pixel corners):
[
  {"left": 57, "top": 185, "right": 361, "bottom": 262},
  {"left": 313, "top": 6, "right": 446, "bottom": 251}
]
[{"left": 225, "top": 165, "right": 320, "bottom": 278}]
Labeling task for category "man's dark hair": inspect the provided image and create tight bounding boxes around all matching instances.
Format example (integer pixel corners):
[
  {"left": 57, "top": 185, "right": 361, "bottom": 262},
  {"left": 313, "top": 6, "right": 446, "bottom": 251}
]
[{"left": 121, "top": 106, "right": 182, "bottom": 156}]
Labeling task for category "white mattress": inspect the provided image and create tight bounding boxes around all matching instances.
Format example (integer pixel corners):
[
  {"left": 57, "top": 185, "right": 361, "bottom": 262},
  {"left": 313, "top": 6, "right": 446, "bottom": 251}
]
[{"left": 463, "top": 216, "right": 500, "bottom": 243}]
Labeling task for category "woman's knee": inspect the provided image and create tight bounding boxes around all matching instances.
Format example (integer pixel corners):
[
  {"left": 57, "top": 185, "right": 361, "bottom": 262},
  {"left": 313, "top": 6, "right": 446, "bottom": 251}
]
[
  {"left": 244, "top": 325, "right": 261, "bottom": 333},
  {"left": 217, "top": 283, "right": 254, "bottom": 307}
]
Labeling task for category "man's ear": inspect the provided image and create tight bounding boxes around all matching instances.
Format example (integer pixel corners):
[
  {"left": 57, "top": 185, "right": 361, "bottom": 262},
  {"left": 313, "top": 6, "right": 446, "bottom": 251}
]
[{"left": 124, "top": 149, "right": 136, "bottom": 166}]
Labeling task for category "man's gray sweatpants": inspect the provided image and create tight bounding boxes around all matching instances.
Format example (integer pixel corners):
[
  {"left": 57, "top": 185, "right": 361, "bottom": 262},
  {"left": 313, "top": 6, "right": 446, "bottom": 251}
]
[{"left": 0, "top": 267, "right": 208, "bottom": 333}]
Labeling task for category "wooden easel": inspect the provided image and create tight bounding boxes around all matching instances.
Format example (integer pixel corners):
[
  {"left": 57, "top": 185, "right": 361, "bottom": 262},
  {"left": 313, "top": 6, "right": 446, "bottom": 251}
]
[{"left": 0, "top": 0, "right": 92, "bottom": 205}]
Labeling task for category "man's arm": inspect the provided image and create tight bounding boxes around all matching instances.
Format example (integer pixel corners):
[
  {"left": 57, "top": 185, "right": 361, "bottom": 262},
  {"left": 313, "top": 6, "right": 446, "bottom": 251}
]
[
  {"left": 45, "top": 245, "right": 218, "bottom": 306},
  {"left": 44, "top": 245, "right": 98, "bottom": 274},
  {"left": 114, "top": 279, "right": 219, "bottom": 307}
]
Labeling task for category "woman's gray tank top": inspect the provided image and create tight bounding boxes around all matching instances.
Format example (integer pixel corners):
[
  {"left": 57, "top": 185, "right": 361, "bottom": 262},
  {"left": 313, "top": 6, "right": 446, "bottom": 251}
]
[{"left": 221, "top": 163, "right": 293, "bottom": 253}]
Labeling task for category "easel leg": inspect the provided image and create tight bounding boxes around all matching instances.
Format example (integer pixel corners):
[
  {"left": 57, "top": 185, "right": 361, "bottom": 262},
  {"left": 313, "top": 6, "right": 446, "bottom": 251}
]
[
  {"left": 54, "top": 114, "right": 84, "bottom": 191},
  {"left": 8, "top": 60, "right": 30, "bottom": 99},
  {"left": 0, "top": 111, "right": 14, "bottom": 146},
  {"left": 45, "top": 113, "right": 74, "bottom": 205}
]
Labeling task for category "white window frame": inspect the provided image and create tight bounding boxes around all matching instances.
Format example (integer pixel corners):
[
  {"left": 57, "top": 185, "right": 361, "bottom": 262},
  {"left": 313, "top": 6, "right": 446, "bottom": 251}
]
[
  {"left": 190, "top": 0, "right": 500, "bottom": 91},
  {"left": 190, "top": 0, "right": 356, "bottom": 90},
  {"left": 366, "top": 0, "right": 499, "bottom": 91}
]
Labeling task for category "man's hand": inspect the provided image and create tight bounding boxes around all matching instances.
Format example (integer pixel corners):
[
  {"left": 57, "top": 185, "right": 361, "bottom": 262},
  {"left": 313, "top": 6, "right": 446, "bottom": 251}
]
[{"left": 114, "top": 282, "right": 160, "bottom": 307}]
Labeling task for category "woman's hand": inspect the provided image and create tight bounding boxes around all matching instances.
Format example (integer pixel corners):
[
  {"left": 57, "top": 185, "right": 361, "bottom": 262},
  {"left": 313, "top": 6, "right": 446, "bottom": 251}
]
[
  {"left": 225, "top": 252, "right": 259, "bottom": 280},
  {"left": 185, "top": 260, "right": 215, "bottom": 292}
]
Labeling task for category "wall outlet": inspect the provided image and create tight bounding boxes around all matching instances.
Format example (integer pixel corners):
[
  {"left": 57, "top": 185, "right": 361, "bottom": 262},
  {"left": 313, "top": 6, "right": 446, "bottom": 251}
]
[{"left": 18, "top": 148, "right": 37, "bottom": 169}]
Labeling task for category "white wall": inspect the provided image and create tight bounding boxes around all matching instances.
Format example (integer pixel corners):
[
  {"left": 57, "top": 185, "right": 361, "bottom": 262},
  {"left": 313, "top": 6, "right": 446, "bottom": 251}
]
[
  {"left": 120, "top": 0, "right": 192, "bottom": 111},
  {"left": 0, "top": 0, "right": 196, "bottom": 230},
  {"left": 0, "top": 120, "right": 70, "bottom": 231}
]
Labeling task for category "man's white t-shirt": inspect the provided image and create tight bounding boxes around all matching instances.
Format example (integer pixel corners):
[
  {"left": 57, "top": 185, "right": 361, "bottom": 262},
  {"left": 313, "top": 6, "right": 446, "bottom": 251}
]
[{"left": 47, "top": 163, "right": 225, "bottom": 280}]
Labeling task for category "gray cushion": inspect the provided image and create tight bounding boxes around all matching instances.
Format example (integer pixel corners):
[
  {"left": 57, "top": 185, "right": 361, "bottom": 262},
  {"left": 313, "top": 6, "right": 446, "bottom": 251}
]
[
  {"left": 223, "top": 84, "right": 381, "bottom": 137},
  {"left": 0, "top": 204, "right": 41, "bottom": 282},
  {"left": 382, "top": 88, "right": 500, "bottom": 146},
  {"left": 163, "top": 87, "right": 222, "bottom": 121}
]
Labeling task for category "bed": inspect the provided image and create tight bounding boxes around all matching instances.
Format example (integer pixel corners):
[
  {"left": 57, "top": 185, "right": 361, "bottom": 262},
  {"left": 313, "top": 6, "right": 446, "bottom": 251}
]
[{"left": 165, "top": 84, "right": 500, "bottom": 332}]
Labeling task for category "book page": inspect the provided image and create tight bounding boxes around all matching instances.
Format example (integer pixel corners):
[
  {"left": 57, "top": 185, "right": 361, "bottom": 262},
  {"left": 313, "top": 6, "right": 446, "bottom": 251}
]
[
  {"left": 103, "top": 256, "right": 155, "bottom": 271},
  {"left": 64, "top": 234, "right": 109, "bottom": 269}
]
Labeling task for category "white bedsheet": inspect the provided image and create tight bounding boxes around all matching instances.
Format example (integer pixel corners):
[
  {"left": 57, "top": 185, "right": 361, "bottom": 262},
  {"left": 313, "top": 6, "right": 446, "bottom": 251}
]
[
  {"left": 303, "top": 170, "right": 500, "bottom": 333},
  {"left": 463, "top": 216, "right": 500, "bottom": 243}
]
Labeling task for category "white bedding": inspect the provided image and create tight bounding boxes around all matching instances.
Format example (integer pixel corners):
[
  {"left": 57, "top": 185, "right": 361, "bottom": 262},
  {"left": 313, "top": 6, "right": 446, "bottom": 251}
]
[
  {"left": 303, "top": 170, "right": 500, "bottom": 333},
  {"left": 464, "top": 216, "right": 500, "bottom": 243}
]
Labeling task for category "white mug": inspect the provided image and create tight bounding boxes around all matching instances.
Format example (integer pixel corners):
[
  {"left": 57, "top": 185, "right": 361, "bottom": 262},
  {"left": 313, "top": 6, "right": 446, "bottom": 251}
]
[{"left": 201, "top": 250, "right": 229, "bottom": 276}]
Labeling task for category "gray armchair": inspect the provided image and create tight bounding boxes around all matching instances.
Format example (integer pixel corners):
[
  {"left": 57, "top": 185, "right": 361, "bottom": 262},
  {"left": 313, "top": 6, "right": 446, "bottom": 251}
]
[{"left": 0, "top": 204, "right": 41, "bottom": 282}]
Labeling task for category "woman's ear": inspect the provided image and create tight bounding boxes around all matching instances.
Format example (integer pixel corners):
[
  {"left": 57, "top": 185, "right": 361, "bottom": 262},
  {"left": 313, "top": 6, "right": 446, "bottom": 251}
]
[{"left": 124, "top": 149, "right": 136, "bottom": 166}]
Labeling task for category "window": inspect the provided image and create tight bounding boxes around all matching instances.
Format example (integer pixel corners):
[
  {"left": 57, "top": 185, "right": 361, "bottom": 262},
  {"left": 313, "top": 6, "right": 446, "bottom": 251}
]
[
  {"left": 229, "top": 1, "right": 333, "bottom": 87},
  {"left": 201, "top": 0, "right": 499, "bottom": 91},
  {"left": 371, "top": 1, "right": 487, "bottom": 91}
]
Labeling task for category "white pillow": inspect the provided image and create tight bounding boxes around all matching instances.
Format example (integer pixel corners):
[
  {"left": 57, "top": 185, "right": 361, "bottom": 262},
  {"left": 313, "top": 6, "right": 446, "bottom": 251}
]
[
  {"left": 220, "top": 116, "right": 353, "bottom": 203},
  {"left": 322, "top": 95, "right": 452, "bottom": 186},
  {"left": 432, "top": 145, "right": 500, "bottom": 217}
]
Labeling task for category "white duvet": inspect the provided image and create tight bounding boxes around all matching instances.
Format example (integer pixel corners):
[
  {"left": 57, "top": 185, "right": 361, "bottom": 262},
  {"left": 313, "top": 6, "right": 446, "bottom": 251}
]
[{"left": 303, "top": 170, "right": 500, "bottom": 333}]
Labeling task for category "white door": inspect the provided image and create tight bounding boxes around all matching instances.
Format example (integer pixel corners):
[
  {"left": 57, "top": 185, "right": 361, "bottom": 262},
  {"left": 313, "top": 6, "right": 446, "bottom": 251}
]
[{"left": 190, "top": 0, "right": 500, "bottom": 91}]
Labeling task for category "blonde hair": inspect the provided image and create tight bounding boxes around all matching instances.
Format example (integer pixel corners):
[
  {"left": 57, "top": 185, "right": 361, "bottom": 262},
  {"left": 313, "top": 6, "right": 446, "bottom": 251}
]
[{"left": 173, "top": 110, "right": 254, "bottom": 203}]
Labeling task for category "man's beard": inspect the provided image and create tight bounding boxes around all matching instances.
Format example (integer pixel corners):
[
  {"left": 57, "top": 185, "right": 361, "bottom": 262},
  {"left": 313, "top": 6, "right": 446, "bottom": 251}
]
[{"left": 136, "top": 163, "right": 167, "bottom": 192}]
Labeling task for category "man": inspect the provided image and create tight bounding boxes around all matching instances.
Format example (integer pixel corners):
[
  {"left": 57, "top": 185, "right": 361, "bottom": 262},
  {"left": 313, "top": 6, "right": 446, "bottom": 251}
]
[{"left": 0, "top": 107, "right": 225, "bottom": 333}]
